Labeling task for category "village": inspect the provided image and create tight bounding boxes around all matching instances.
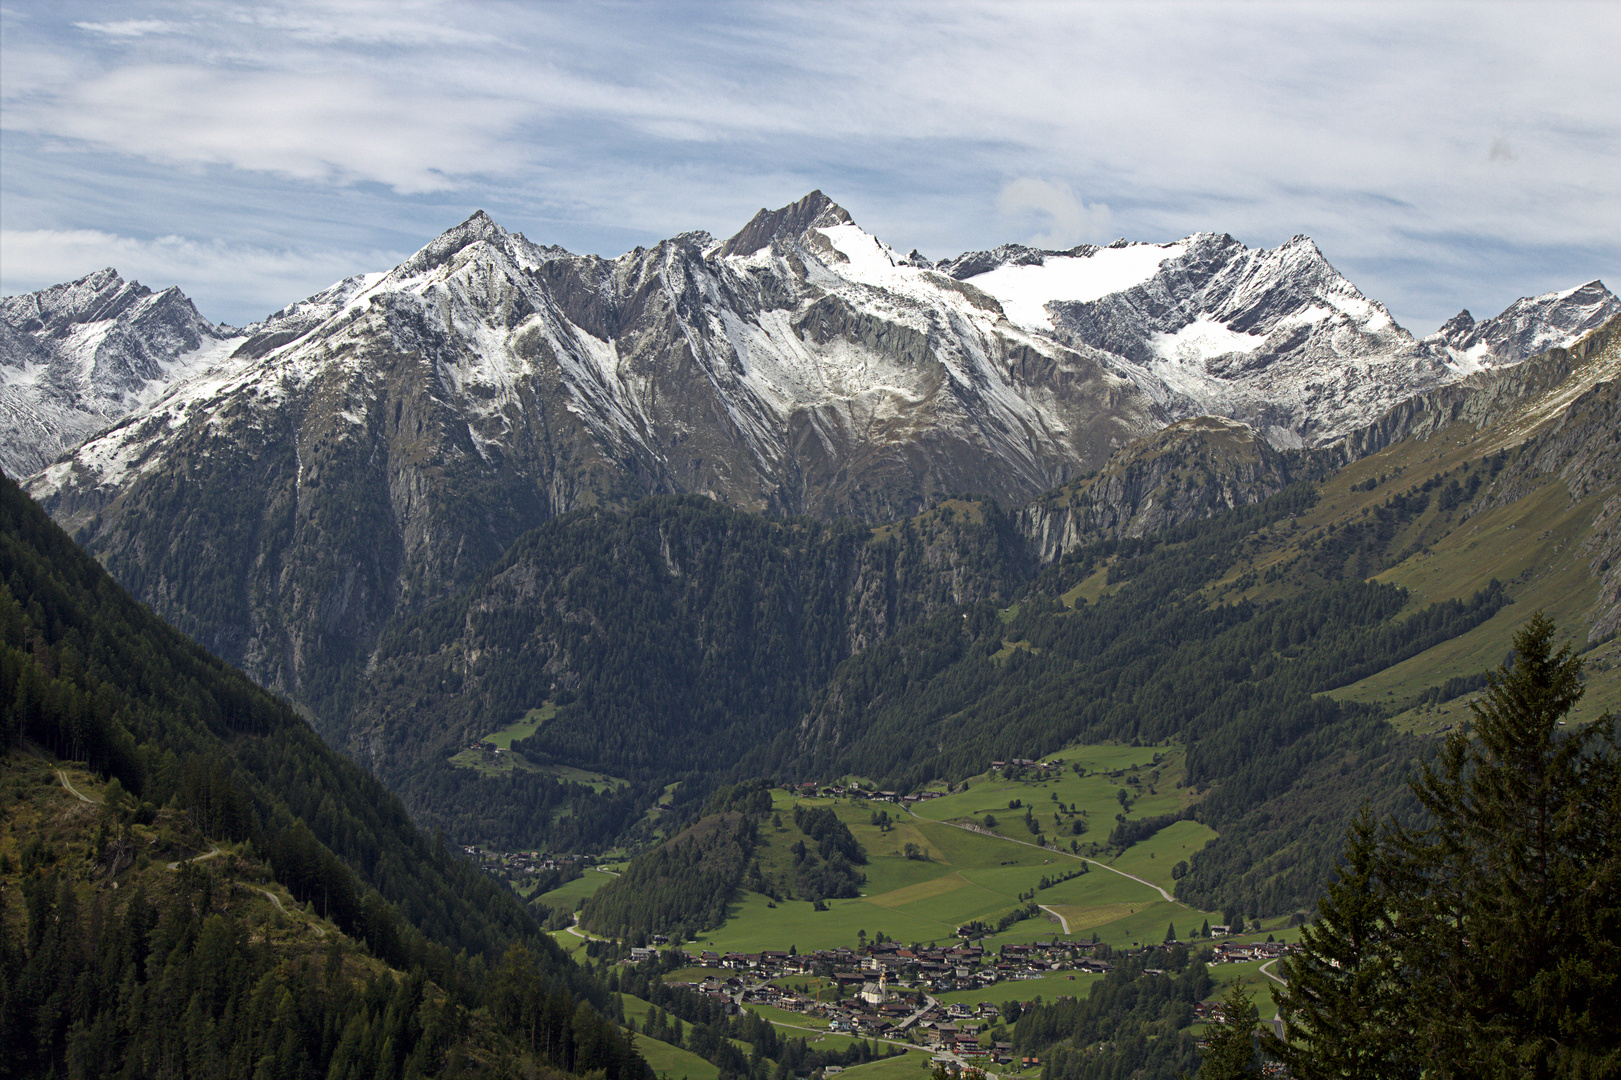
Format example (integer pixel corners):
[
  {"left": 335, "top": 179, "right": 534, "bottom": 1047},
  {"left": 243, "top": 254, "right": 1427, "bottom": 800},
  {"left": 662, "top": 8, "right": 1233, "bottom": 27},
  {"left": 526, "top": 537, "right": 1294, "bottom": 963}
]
[{"left": 620, "top": 934, "right": 1297, "bottom": 1068}]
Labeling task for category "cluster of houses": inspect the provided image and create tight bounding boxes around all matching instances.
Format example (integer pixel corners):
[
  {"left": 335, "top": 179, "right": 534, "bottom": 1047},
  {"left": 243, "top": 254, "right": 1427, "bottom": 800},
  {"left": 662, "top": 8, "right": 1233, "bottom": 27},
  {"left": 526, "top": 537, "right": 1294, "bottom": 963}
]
[
  {"left": 661, "top": 939, "right": 1114, "bottom": 993},
  {"left": 626, "top": 933, "right": 1294, "bottom": 1061},
  {"left": 1208, "top": 938, "right": 1293, "bottom": 965},
  {"left": 460, "top": 844, "right": 576, "bottom": 879},
  {"left": 792, "top": 782, "right": 951, "bottom": 808},
  {"left": 988, "top": 759, "right": 1063, "bottom": 772},
  {"left": 619, "top": 938, "right": 1131, "bottom": 1064}
]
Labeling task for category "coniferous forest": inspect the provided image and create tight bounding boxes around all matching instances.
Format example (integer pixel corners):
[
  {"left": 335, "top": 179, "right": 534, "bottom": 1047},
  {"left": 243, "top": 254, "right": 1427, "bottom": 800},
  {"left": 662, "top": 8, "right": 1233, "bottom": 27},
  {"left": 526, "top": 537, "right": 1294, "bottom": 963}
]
[{"left": 0, "top": 474, "right": 645, "bottom": 1079}]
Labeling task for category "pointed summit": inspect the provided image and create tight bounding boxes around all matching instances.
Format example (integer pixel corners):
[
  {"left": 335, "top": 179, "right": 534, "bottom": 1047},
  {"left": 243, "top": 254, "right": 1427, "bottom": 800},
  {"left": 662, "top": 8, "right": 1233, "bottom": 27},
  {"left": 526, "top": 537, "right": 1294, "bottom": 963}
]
[
  {"left": 719, "top": 191, "right": 854, "bottom": 258},
  {"left": 395, "top": 210, "right": 512, "bottom": 278}
]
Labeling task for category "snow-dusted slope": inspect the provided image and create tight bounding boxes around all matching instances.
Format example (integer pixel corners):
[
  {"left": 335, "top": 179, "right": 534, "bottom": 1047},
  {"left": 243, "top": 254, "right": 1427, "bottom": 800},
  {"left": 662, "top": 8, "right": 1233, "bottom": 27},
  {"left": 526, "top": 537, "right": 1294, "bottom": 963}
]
[
  {"left": 0, "top": 269, "right": 243, "bottom": 476},
  {"left": 981, "top": 233, "right": 1436, "bottom": 447},
  {"left": 1432, "top": 280, "right": 1621, "bottom": 373},
  {"left": 30, "top": 199, "right": 1162, "bottom": 526}
]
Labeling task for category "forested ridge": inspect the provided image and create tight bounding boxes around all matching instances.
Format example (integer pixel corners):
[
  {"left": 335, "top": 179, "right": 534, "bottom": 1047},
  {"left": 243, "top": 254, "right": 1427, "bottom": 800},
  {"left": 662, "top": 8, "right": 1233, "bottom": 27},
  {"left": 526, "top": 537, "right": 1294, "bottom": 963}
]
[
  {"left": 0, "top": 473, "right": 645, "bottom": 1079},
  {"left": 743, "top": 482, "right": 1509, "bottom": 914},
  {"left": 580, "top": 781, "right": 871, "bottom": 938}
]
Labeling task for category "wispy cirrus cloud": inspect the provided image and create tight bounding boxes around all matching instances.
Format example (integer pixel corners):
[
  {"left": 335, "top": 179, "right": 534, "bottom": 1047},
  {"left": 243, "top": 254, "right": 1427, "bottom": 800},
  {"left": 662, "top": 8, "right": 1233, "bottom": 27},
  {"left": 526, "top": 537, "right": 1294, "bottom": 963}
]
[{"left": 72, "top": 19, "right": 176, "bottom": 37}]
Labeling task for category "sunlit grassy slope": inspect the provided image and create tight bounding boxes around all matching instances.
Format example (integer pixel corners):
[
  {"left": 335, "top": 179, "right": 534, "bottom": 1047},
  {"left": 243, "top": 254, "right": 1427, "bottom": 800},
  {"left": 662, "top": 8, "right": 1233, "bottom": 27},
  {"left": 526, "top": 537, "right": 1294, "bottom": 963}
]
[{"left": 687, "top": 750, "right": 1222, "bottom": 955}]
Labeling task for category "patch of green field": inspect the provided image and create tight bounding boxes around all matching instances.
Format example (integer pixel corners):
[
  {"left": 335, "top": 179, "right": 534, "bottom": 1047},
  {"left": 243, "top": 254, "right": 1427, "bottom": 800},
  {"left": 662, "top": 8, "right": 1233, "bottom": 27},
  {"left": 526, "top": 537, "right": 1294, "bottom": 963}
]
[
  {"left": 537, "top": 870, "right": 614, "bottom": 907},
  {"left": 1059, "top": 565, "right": 1113, "bottom": 607},
  {"left": 447, "top": 705, "right": 628, "bottom": 789},
  {"left": 934, "top": 970, "right": 1104, "bottom": 1008},
  {"left": 1104, "top": 820, "right": 1219, "bottom": 891},
  {"left": 490, "top": 703, "right": 556, "bottom": 748},
  {"left": 685, "top": 751, "right": 1225, "bottom": 958},
  {"left": 997, "top": 898, "right": 1190, "bottom": 950},
  {"left": 1333, "top": 478, "right": 1600, "bottom": 702},
  {"left": 910, "top": 745, "right": 1194, "bottom": 844},
  {"left": 1202, "top": 958, "right": 1287, "bottom": 1023},
  {"left": 546, "top": 928, "right": 589, "bottom": 957},
  {"left": 741, "top": 1002, "right": 832, "bottom": 1033},
  {"left": 834, "top": 1051, "right": 938, "bottom": 1080},
  {"left": 543, "top": 763, "right": 630, "bottom": 793},
  {"left": 634, "top": 1033, "right": 722, "bottom": 1080}
]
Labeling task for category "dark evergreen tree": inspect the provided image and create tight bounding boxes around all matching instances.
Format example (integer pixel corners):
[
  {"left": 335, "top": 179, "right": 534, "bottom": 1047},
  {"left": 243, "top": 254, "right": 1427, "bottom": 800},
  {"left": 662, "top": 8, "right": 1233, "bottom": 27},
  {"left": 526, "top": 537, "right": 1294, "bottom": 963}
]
[
  {"left": 1271, "top": 613, "right": 1620, "bottom": 1079},
  {"left": 1267, "top": 807, "right": 1417, "bottom": 1078},
  {"left": 1197, "top": 980, "right": 1260, "bottom": 1079}
]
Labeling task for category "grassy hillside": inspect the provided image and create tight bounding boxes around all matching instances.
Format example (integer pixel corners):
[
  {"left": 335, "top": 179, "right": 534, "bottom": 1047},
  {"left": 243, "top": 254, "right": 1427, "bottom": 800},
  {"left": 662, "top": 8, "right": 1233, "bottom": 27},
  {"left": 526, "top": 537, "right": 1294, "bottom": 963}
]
[{"left": 652, "top": 769, "right": 1223, "bottom": 957}]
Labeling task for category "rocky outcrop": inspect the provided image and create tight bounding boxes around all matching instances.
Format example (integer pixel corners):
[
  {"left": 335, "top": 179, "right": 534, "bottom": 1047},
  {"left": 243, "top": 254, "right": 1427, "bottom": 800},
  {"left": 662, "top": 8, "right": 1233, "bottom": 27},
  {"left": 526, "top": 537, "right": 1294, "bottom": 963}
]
[
  {"left": 1321, "top": 314, "right": 1621, "bottom": 465},
  {"left": 1017, "top": 415, "right": 1297, "bottom": 561}
]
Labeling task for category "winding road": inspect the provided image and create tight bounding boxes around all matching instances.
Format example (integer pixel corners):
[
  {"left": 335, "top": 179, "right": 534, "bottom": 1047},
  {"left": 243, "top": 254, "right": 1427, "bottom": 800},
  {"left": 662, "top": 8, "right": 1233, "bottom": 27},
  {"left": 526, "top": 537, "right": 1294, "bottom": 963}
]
[
  {"left": 908, "top": 807, "right": 1184, "bottom": 906},
  {"left": 167, "top": 844, "right": 222, "bottom": 871},
  {"left": 1259, "top": 958, "right": 1287, "bottom": 986},
  {"left": 57, "top": 769, "right": 98, "bottom": 804},
  {"left": 1038, "top": 905, "right": 1070, "bottom": 933},
  {"left": 258, "top": 888, "right": 327, "bottom": 936}
]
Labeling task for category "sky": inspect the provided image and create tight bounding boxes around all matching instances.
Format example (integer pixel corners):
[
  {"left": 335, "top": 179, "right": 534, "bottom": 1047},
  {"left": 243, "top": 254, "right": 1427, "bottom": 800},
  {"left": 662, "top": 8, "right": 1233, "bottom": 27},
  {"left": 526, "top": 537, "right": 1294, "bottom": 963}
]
[{"left": 1, "top": 0, "right": 1617, "bottom": 332}]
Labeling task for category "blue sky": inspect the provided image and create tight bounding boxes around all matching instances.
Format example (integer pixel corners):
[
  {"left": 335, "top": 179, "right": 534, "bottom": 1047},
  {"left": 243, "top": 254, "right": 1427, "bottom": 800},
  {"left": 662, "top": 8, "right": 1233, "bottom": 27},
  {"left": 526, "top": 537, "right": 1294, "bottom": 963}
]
[{"left": 2, "top": 0, "right": 1616, "bottom": 332}]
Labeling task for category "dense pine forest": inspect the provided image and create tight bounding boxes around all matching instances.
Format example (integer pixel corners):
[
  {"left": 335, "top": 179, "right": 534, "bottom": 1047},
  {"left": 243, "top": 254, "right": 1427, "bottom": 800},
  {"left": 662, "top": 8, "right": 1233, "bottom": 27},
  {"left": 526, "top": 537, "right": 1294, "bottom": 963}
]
[{"left": 0, "top": 474, "right": 645, "bottom": 1079}]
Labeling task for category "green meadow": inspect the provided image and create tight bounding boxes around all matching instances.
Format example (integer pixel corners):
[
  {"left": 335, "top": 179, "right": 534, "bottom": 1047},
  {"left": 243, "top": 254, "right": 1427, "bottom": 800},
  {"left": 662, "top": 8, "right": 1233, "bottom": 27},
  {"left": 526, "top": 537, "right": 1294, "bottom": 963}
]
[
  {"left": 449, "top": 703, "right": 632, "bottom": 790},
  {"left": 688, "top": 748, "right": 1222, "bottom": 956},
  {"left": 536, "top": 866, "right": 617, "bottom": 908},
  {"left": 833, "top": 1051, "right": 939, "bottom": 1080}
]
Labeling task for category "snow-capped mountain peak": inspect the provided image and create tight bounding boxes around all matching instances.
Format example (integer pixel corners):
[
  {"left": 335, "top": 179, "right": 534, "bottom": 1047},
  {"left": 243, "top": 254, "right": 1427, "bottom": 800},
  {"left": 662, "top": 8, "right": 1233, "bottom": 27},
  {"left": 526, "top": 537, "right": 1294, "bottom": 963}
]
[
  {"left": 0, "top": 268, "right": 235, "bottom": 476},
  {"left": 719, "top": 189, "right": 854, "bottom": 258},
  {"left": 11, "top": 193, "right": 1613, "bottom": 509},
  {"left": 1433, "top": 279, "right": 1619, "bottom": 373}
]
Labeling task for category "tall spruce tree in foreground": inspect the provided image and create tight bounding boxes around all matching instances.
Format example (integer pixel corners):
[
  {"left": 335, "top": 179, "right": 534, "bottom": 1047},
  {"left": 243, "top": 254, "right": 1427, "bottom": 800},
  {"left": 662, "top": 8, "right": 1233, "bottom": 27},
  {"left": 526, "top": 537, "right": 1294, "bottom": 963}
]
[
  {"left": 1269, "top": 613, "right": 1620, "bottom": 1078},
  {"left": 1197, "top": 980, "right": 1261, "bottom": 1079},
  {"left": 1266, "top": 807, "right": 1418, "bottom": 1079}
]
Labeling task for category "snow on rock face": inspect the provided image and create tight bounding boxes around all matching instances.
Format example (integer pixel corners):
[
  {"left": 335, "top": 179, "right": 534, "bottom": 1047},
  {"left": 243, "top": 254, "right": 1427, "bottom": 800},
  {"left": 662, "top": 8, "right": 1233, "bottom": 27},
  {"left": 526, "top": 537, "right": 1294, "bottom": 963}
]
[
  {"left": 962, "top": 241, "right": 1187, "bottom": 331},
  {"left": 1433, "top": 280, "right": 1621, "bottom": 372},
  {"left": 18, "top": 200, "right": 1612, "bottom": 507},
  {"left": 0, "top": 269, "right": 241, "bottom": 476},
  {"left": 1012, "top": 232, "right": 1444, "bottom": 446}
]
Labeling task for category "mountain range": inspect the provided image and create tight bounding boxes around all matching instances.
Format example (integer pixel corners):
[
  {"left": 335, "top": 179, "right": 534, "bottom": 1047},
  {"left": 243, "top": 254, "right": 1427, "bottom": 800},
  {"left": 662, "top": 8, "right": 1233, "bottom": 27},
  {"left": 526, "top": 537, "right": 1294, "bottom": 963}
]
[
  {"left": 5, "top": 194, "right": 1613, "bottom": 706},
  {"left": 4, "top": 193, "right": 1620, "bottom": 905}
]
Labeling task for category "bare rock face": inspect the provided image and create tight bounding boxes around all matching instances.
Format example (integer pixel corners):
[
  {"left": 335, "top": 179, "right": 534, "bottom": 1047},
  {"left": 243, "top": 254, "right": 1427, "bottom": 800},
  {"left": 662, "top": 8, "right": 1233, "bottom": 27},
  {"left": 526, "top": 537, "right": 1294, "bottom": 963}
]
[{"left": 1018, "top": 415, "right": 1298, "bottom": 562}]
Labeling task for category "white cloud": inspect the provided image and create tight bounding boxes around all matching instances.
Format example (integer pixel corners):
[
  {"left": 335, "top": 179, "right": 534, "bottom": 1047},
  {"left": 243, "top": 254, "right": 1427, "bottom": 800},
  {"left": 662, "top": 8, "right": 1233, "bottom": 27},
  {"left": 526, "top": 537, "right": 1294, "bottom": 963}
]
[
  {"left": 72, "top": 19, "right": 175, "bottom": 37},
  {"left": 997, "top": 179, "right": 1113, "bottom": 249},
  {"left": 1, "top": 0, "right": 1616, "bottom": 330}
]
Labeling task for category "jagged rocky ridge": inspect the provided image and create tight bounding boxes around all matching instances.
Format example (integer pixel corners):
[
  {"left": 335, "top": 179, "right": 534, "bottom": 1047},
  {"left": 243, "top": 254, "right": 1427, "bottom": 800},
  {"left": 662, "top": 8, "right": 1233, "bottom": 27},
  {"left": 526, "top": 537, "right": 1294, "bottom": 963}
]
[
  {"left": 10, "top": 193, "right": 1615, "bottom": 707},
  {"left": 0, "top": 269, "right": 230, "bottom": 476}
]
